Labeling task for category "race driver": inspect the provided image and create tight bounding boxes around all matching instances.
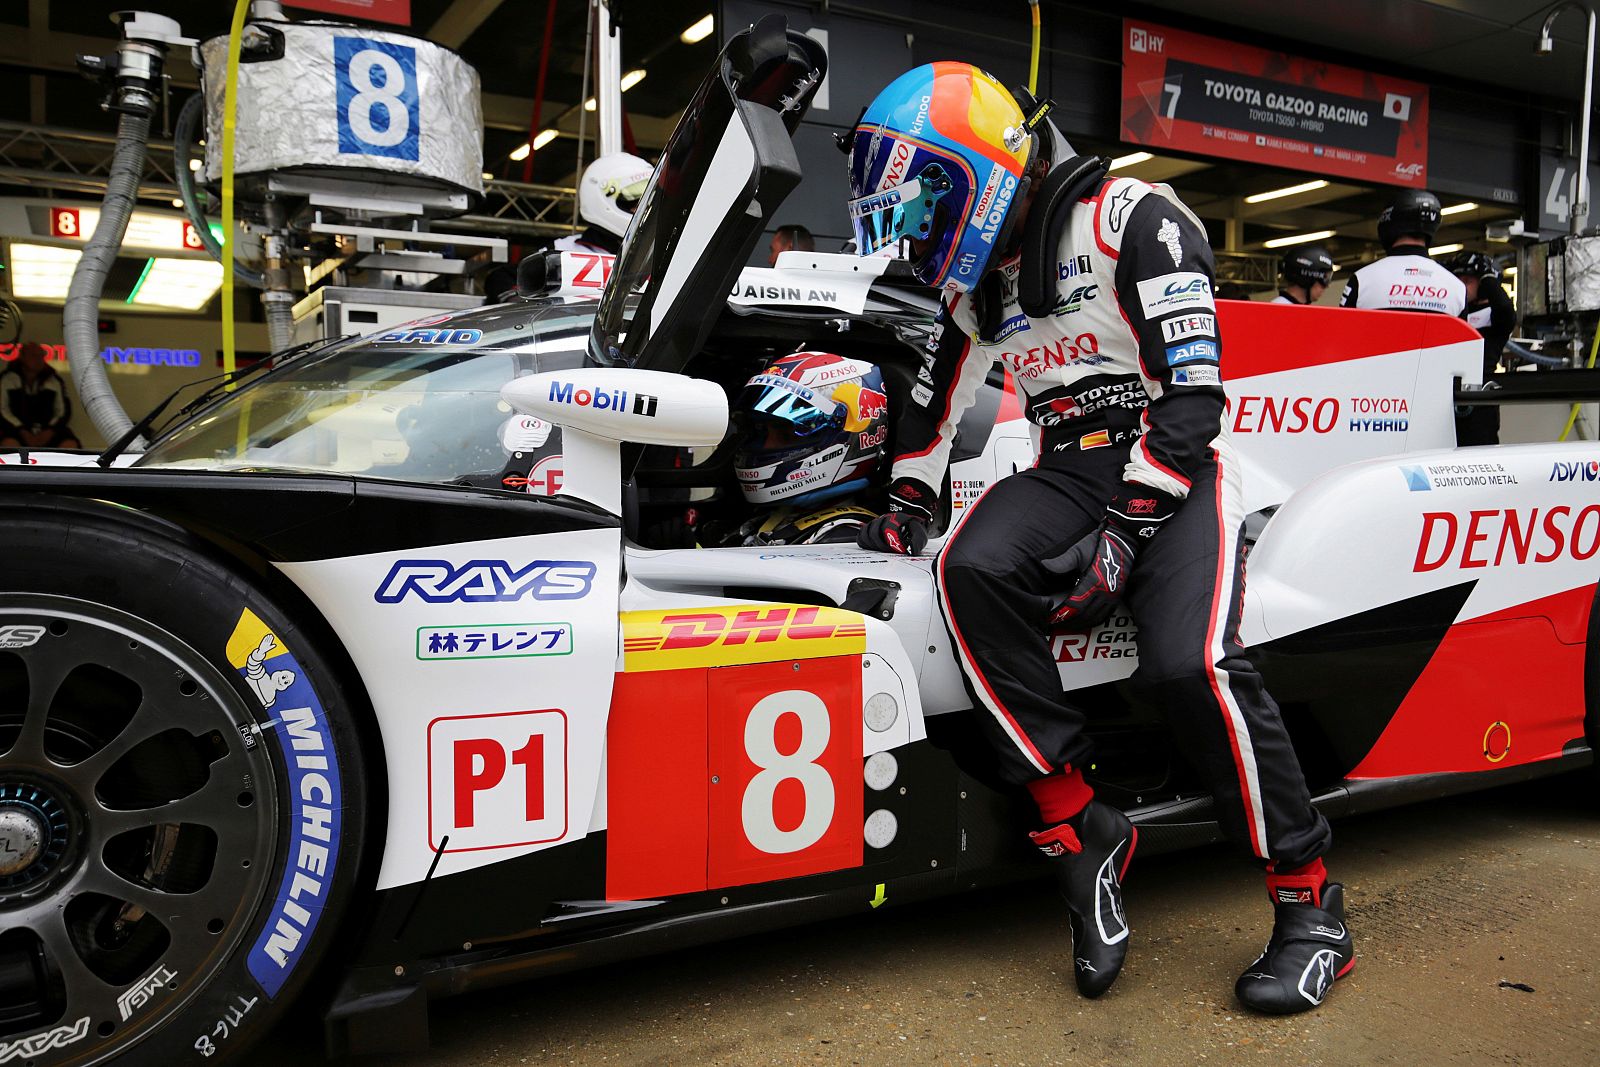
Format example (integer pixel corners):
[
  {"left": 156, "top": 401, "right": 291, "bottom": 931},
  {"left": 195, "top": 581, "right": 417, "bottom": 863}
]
[
  {"left": 843, "top": 63, "right": 1352, "bottom": 1013},
  {"left": 1272, "top": 246, "right": 1334, "bottom": 305},
  {"left": 1339, "top": 190, "right": 1465, "bottom": 315},
  {"left": 1445, "top": 250, "right": 1516, "bottom": 446}
]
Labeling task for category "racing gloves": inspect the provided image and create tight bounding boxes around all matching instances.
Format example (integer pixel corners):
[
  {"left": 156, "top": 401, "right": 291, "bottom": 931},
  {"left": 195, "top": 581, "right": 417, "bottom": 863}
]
[
  {"left": 858, "top": 477, "right": 936, "bottom": 556},
  {"left": 1046, "top": 481, "right": 1180, "bottom": 629}
]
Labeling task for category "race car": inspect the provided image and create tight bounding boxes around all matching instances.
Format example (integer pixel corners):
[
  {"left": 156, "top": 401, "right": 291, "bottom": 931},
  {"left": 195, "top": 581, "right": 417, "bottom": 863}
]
[{"left": 0, "top": 16, "right": 1596, "bottom": 1066}]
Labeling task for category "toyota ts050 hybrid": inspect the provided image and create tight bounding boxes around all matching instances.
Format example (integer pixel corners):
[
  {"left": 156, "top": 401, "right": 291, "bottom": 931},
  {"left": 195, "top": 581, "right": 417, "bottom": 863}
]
[{"left": 0, "top": 17, "right": 1596, "bottom": 1066}]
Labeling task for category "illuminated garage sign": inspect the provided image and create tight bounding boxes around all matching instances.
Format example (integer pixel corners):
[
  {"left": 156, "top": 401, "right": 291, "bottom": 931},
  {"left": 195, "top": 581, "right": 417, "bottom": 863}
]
[
  {"left": 0, "top": 342, "right": 203, "bottom": 367},
  {"left": 49, "top": 206, "right": 210, "bottom": 253},
  {"left": 1120, "top": 20, "right": 1430, "bottom": 188}
]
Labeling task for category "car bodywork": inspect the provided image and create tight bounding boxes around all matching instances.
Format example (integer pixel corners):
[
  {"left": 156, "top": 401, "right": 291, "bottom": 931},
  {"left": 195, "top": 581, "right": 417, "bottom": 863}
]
[{"left": 0, "top": 15, "right": 1595, "bottom": 1060}]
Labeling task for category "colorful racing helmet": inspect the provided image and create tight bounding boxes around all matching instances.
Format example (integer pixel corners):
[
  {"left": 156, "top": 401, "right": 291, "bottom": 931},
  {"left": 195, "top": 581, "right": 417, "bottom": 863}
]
[
  {"left": 732, "top": 351, "right": 891, "bottom": 506},
  {"left": 846, "top": 63, "right": 1034, "bottom": 293}
]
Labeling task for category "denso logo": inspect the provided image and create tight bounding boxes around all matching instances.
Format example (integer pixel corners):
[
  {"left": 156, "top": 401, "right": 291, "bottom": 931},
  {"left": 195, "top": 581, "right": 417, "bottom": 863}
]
[
  {"left": 374, "top": 559, "right": 597, "bottom": 603},
  {"left": 1413, "top": 507, "right": 1600, "bottom": 571},
  {"left": 1388, "top": 284, "right": 1448, "bottom": 299},
  {"left": 1232, "top": 396, "right": 1339, "bottom": 434},
  {"left": 1549, "top": 459, "right": 1600, "bottom": 482},
  {"left": 1002, "top": 334, "right": 1101, "bottom": 380},
  {"left": 881, "top": 139, "right": 914, "bottom": 188}
]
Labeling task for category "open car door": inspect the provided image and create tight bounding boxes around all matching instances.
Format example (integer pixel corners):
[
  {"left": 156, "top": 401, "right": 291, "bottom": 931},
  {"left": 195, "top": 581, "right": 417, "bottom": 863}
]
[{"left": 589, "top": 14, "right": 827, "bottom": 375}]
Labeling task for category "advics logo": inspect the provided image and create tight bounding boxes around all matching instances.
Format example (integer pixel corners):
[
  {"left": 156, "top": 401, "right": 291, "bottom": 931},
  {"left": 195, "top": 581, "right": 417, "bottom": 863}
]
[
  {"left": 374, "top": 560, "right": 598, "bottom": 603},
  {"left": 1549, "top": 459, "right": 1600, "bottom": 482}
]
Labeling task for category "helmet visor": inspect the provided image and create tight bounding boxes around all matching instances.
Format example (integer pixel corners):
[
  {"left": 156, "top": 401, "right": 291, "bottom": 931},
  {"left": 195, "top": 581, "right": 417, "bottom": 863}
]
[
  {"left": 734, "top": 373, "right": 845, "bottom": 438},
  {"left": 847, "top": 165, "right": 952, "bottom": 256}
]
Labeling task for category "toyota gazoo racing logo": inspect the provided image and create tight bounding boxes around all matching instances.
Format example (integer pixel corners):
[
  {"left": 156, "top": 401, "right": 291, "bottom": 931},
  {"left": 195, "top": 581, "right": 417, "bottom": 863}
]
[
  {"left": 374, "top": 559, "right": 597, "bottom": 603},
  {"left": 547, "top": 380, "right": 658, "bottom": 417},
  {"left": 1549, "top": 458, "right": 1600, "bottom": 482},
  {"left": 1032, "top": 395, "right": 1085, "bottom": 426}
]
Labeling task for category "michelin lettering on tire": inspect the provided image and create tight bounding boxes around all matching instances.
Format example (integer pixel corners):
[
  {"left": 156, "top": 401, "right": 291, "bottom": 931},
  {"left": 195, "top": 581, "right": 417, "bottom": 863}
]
[{"left": 226, "top": 608, "right": 344, "bottom": 1000}]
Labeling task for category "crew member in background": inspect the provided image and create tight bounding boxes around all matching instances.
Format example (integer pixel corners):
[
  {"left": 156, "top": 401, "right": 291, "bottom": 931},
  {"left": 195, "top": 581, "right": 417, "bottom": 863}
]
[
  {"left": 1446, "top": 251, "right": 1517, "bottom": 445},
  {"left": 0, "top": 342, "right": 78, "bottom": 449},
  {"left": 769, "top": 223, "right": 816, "bottom": 265},
  {"left": 844, "top": 62, "right": 1351, "bottom": 1014},
  {"left": 1272, "top": 246, "right": 1334, "bottom": 305},
  {"left": 1339, "top": 190, "right": 1465, "bottom": 315},
  {"left": 483, "top": 151, "right": 654, "bottom": 302}
]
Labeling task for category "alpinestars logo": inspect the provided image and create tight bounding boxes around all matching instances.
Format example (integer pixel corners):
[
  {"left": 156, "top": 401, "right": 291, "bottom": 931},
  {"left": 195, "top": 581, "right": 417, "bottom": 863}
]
[
  {"left": 1107, "top": 187, "right": 1136, "bottom": 232},
  {"left": 1298, "top": 949, "right": 1339, "bottom": 1005},
  {"left": 374, "top": 560, "right": 597, "bottom": 603},
  {"left": 1095, "top": 847, "right": 1130, "bottom": 944}
]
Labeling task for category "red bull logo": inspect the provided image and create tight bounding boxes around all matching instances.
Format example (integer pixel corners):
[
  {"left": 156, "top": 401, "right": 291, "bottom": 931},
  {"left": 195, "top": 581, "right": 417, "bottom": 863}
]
[{"left": 857, "top": 387, "right": 888, "bottom": 421}]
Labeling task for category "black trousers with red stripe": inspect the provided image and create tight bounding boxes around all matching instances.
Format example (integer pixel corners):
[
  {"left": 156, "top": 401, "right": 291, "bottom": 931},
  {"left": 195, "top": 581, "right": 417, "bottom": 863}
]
[{"left": 935, "top": 446, "right": 1332, "bottom": 869}]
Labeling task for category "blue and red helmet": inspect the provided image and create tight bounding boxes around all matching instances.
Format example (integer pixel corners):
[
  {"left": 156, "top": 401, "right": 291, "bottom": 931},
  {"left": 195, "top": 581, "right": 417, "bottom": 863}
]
[
  {"left": 846, "top": 63, "right": 1035, "bottom": 293},
  {"left": 732, "top": 352, "right": 890, "bottom": 506}
]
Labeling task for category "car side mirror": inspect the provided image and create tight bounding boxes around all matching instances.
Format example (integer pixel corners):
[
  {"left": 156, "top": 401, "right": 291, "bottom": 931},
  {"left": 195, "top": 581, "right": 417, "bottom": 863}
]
[{"left": 500, "top": 369, "right": 728, "bottom": 514}]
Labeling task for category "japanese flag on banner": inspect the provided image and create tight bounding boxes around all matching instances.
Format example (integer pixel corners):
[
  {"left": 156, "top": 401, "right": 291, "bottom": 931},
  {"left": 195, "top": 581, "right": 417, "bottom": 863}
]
[{"left": 284, "top": 0, "right": 411, "bottom": 25}]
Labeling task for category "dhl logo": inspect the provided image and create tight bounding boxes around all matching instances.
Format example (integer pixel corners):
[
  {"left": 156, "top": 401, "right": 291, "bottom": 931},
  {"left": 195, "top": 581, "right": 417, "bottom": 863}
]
[{"left": 620, "top": 604, "right": 867, "bottom": 672}]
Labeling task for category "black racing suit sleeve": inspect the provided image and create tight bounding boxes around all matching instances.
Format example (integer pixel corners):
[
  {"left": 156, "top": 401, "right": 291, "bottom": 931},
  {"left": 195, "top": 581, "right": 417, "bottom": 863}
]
[
  {"left": 1339, "top": 272, "right": 1359, "bottom": 308},
  {"left": 1481, "top": 280, "right": 1517, "bottom": 374},
  {"left": 1111, "top": 195, "right": 1225, "bottom": 500},
  {"left": 888, "top": 296, "right": 991, "bottom": 496}
]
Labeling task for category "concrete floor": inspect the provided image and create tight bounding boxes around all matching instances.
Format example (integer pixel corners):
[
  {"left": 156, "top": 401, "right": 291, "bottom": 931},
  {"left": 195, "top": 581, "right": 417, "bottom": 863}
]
[{"left": 249, "top": 777, "right": 1600, "bottom": 1066}]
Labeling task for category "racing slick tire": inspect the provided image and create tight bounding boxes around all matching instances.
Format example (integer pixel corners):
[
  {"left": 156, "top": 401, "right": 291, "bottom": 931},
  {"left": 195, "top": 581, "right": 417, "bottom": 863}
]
[{"left": 0, "top": 501, "right": 368, "bottom": 1065}]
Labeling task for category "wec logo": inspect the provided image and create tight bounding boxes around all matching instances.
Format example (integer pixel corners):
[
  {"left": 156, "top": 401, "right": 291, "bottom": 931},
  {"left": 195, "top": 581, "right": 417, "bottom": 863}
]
[
  {"left": 1549, "top": 459, "right": 1600, "bottom": 482},
  {"left": 374, "top": 560, "right": 597, "bottom": 603}
]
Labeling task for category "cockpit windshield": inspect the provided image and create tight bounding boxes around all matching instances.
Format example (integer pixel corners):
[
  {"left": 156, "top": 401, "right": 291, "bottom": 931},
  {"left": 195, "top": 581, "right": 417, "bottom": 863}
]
[{"left": 138, "top": 300, "right": 594, "bottom": 486}]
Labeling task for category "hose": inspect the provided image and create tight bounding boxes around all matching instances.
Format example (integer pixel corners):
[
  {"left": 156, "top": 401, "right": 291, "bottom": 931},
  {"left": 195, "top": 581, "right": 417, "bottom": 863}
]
[
  {"left": 221, "top": 0, "right": 251, "bottom": 380},
  {"left": 1027, "top": 1, "right": 1041, "bottom": 96},
  {"left": 1558, "top": 324, "right": 1600, "bottom": 441},
  {"left": 174, "top": 92, "right": 264, "bottom": 287},
  {"left": 64, "top": 111, "right": 149, "bottom": 447},
  {"left": 263, "top": 290, "right": 295, "bottom": 352}
]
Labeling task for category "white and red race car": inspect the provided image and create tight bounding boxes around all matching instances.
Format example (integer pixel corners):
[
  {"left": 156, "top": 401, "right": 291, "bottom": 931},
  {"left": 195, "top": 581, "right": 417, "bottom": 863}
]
[{"left": 0, "top": 17, "right": 1595, "bottom": 1066}]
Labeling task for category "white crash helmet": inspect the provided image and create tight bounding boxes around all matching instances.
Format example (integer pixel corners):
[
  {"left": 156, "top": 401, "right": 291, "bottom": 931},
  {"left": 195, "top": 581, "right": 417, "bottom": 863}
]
[{"left": 578, "top": 152, "right": 654, "bottom": 238}]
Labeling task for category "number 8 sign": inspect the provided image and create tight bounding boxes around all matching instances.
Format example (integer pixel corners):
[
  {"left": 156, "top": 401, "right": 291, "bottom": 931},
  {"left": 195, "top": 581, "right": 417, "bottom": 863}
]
[{"left": 334, "top": 37, "right": 420, "bottom": 162}]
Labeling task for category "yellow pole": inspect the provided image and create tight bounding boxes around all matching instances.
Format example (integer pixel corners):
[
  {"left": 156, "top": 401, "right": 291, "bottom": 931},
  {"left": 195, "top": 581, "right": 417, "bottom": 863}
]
[
  {"left": 1558, "top": 325, "right": 1600, "bottom": 441},
  {"left": 1027, "top": 2, "right": 1041, "bottom": 96},
  {"left": 221, "top": 0, "right": 250, "bottom": 383}
]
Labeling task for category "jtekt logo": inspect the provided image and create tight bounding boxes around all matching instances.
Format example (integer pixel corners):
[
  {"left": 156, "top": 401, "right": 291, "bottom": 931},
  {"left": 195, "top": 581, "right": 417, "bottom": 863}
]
[{"left": 374, "top": 560, "right": 598, "bottom": 603}]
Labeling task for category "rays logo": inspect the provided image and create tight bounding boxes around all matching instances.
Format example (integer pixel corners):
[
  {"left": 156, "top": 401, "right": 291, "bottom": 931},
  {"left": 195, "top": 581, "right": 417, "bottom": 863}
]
[{"left": 374, "top": 559, "right": 597, "bottom": 603}]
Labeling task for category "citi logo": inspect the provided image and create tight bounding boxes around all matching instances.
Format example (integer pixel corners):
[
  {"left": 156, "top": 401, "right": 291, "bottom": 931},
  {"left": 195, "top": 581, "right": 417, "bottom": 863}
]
[{"left": 1550, "top": 459, "right": 1600, "bottom": 482}]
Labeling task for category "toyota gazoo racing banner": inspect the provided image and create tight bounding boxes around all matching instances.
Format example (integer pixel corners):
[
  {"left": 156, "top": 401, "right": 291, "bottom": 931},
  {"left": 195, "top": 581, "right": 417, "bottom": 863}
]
[{"left": 1120, "top": 20, "right": 1430, "bottom": 188}]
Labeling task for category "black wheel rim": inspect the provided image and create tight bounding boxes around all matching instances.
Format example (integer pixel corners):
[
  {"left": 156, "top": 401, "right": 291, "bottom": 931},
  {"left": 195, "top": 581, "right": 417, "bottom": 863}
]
[{"left": 0, "top": 595, "right": 278, "bottom": 1064}]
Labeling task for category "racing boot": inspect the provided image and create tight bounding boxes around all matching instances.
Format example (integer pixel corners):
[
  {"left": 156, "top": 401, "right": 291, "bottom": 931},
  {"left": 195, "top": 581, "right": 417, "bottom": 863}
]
[
  {"left": 1235, "top": 872, "right": 1354, "bottom": 1014},
  {"left": 1028, "top": 800, "right": 1137, "bottom": 998}
]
